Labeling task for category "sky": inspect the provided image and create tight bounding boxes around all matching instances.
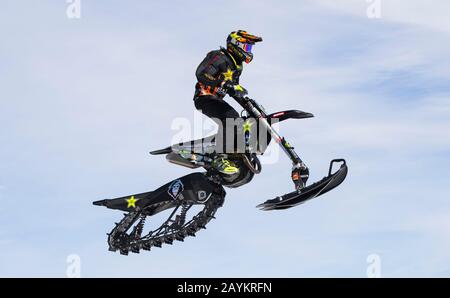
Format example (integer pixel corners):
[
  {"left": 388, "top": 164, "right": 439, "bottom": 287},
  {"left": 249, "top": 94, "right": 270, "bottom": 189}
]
[{"left": 0, "top": 0, "right": 449, "bottom": 277}]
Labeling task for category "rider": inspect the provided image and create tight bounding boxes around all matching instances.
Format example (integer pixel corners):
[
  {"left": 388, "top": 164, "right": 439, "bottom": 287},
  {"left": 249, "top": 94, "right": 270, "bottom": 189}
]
[{"left": 193, "top": 30, "right": 263, "bottom": 176}]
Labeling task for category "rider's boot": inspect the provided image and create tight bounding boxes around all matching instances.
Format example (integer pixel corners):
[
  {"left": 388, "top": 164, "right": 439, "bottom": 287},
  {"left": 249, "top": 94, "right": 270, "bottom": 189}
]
[
  {"left": 176, "top": 144, "right": 240, "bottom": 176},
  {"left": 211, "top": 155, "right": 240, "bottom": 175}
]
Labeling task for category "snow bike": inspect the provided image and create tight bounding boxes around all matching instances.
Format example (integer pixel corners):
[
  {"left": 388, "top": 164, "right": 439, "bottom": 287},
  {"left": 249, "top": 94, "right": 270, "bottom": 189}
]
[{"left": 93, "top": 96, "right": 348, "bottom": 254}]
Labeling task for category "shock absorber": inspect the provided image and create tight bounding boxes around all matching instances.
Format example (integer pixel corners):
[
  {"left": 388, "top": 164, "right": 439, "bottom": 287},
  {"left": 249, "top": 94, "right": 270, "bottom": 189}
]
[
  {"left": 132, "top": 215, "right": 146, "bottom": 240},
  {"left": 178, "top": 203, "right": 189, "bottom": 226}
]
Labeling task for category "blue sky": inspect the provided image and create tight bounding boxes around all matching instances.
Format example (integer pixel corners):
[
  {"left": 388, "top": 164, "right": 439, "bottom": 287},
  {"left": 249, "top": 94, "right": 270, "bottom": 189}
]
[{"left": 0, "top": 0, "right": 449, "bottom": 277}]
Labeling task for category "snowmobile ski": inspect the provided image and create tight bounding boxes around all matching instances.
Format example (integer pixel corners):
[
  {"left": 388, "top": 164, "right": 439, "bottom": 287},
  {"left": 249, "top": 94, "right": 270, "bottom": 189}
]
[{"left": 257, "top": 159, "right": 347, "bottom": 211}]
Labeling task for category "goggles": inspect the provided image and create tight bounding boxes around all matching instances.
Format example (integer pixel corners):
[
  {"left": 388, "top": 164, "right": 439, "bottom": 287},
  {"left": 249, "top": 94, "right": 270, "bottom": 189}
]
[
  {"left": 231, "top": 38, "right": 253, "bottom": 53},
  {"left": 238, "top": 42, "right": 253, "bottom": 53}
]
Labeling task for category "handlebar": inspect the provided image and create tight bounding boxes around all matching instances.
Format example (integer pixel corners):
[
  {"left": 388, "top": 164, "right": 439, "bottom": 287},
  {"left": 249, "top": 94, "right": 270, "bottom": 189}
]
[{"left": 232, "top": 95, "right": 250, "bottom": 105}]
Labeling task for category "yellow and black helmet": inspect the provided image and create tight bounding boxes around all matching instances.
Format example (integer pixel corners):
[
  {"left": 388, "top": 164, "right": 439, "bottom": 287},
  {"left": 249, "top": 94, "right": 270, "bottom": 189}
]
[{"left": 227, "top": 30, "right": 263, "bottom": 64}]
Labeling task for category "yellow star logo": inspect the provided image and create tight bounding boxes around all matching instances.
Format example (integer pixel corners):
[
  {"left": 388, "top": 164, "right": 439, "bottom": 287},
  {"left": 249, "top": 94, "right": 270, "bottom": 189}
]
[
  {"left": 126, "top": 196, "right": 138, "bottom": 208},
  {"left": 243, "top": 119, "right": 253, "bottom": 133},
  {"left": 222, "top": 69, "right": 234, "bottom": 81}
]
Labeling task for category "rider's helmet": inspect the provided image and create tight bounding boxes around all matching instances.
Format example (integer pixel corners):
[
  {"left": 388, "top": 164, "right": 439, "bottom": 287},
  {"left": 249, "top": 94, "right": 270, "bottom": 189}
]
[{"left": 226, "top": 30, "right": 263, "bottom": 64}]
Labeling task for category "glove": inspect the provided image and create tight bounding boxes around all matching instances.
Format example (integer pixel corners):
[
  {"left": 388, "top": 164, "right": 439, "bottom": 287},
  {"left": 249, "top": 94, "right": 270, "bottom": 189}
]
[{"left": 221, "top": 81, "right": 248, "bottom": 98}]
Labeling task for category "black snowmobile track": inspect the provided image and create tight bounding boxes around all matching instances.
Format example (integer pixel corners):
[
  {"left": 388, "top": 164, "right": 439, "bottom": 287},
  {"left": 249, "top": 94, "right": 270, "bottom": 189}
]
[{"left": 107, "top": 191, "right": 224, "bottom": 255}]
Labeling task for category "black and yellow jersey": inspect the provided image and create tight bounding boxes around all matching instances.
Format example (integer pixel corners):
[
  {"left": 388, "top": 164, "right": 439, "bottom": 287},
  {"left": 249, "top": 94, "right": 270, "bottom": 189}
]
[{"left": 194, "top": 48, "right": 243, "bottom": 98}]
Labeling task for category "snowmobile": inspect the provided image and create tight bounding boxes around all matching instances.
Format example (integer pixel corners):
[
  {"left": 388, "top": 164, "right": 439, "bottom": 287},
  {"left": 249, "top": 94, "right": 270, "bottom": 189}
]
[{"left": 93, "top": 96, "right": 348, "bottom": 254}]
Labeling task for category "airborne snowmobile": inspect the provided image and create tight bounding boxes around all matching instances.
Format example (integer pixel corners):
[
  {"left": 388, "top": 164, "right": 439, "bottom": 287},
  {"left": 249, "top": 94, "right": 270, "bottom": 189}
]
[{"left": 93, "top": 95, "right": 348, "bottom": 254}]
